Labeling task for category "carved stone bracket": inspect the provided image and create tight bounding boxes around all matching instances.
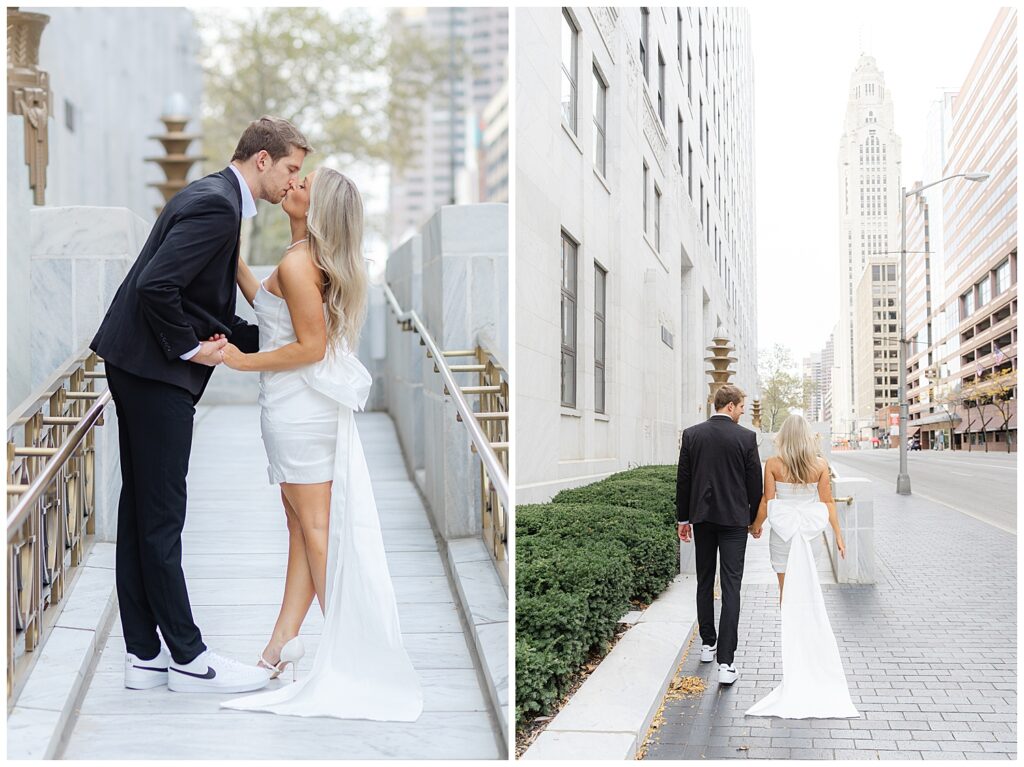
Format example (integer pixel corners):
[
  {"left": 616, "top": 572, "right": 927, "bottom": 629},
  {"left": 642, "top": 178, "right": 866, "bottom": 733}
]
[{"left": 8, "top": 8, "right": 52, "bottom": 205}]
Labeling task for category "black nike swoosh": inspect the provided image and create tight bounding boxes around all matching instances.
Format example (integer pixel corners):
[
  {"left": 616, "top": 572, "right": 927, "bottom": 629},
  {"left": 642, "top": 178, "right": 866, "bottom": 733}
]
[
  {"left": 170, "top": 666, "right": 216, "bottom": 680},
  {"left": 132, "top": 664, "right": 168, "bottom": 672}
]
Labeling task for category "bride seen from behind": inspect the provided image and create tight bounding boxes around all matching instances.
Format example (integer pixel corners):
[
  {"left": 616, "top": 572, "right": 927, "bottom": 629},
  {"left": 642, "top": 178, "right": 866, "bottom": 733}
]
[
  {"left": 217, "top": 166, "right": 423, "bottom": 721},
  {"left": 746, "top": 413, "right": 858, "bottom": 719}
]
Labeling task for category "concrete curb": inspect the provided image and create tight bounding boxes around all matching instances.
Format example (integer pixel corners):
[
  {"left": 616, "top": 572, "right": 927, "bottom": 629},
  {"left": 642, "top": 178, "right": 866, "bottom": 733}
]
[
  {"left": 523, "top": 574, "right": 698, "bottom": 760},
  {"left": 446, "top": 537, "right": 510, "bottom": 751},
  {"left": 7, "top": 542, "right": 117, "bottom": 760}
]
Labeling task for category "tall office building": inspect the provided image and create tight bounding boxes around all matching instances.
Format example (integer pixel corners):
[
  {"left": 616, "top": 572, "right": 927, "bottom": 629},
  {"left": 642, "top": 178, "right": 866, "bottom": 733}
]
[
  {"left": 516, "top": 7, "right": 757, "bottom": 502},
  {"left": 833, "top": 55, "right": 903, "bottom": 442},
  {"left": 934, "top": 8, "right": 1017, "bottom": 449},
  {"left": 802, "top": 352, "right": 824, "bottom": 422},
  {"left": 853, "top": 256, "right": 899, "bottom": 438},
  {"left": 821, "top": 326, "right": 836, "bottom": 424},
  {"left": 387, "top": 7, "right": 509, "bottom": 249}
]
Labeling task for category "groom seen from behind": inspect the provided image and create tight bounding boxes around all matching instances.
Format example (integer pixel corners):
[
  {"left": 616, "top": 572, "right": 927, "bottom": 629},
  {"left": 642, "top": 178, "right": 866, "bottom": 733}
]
[
  {"left": 676, "top": 384, "right": 762, "bottom": 685},
  {"left": 91, "top": 116, "right": 312, "bottom": 694}
]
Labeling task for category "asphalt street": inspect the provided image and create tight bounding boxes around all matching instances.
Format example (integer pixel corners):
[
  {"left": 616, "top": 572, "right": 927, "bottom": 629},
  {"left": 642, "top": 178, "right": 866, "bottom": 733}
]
[{"left": 829, "top": 448, "right": 1017, "bottom": 534}]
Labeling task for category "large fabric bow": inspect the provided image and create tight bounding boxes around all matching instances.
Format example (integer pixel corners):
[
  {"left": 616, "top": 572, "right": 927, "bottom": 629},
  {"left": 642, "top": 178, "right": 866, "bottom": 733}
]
[
  {"left": 300, "top": 348, "right": 372, "bottom": 412},
  {"left": 767, "top": 497, "right": 828, "bottom": 543}
]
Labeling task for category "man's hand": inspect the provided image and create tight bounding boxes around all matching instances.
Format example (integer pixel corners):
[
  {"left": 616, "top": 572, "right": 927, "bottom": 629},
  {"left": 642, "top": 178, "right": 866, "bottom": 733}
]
[
  {"left": 189, "top": 337, "right": 228, "bottom": 366},
  {"left": 678, "top": 522, "right": 692, "bottom": 543},
  {"left": 748, "top": 524, "right": 763, "bottom": 539}
]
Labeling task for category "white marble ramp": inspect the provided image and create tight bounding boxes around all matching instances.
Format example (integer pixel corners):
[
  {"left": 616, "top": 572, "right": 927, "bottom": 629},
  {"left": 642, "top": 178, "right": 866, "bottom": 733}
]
[{"left": 60, "top": 406, "right": 503, "bottom": 760}]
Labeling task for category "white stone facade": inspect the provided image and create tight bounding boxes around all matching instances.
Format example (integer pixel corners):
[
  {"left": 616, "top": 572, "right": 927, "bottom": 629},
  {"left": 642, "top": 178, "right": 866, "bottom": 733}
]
[
  {"left": 833, "top": 55, "right": 903, "bottom": 442},
  {"left": 516, "top": 7, "right": 757, "bottom": 503}
]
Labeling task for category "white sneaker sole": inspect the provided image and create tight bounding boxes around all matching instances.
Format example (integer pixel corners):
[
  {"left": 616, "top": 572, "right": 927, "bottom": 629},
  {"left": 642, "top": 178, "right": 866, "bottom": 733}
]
[
  {"left": 718, "top": 672, "right": 739, "bottom": 685},
  {"left": 124, "top": 670, "right": 168, "bottom": 690},
  {"left": 167, "top": 672, "right": 269, "bottom": 694},
  {"left": 700, "top": 649, "right": 716, "bottom": 663}
]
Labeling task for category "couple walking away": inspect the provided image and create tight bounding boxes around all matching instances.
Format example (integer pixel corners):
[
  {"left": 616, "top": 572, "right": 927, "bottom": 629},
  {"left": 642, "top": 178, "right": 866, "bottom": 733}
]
[
  {"left": 676, "top": 384, "right": 858, "bottom": 719},
  {"left": 90, "top": 116, "right": 423, "bottom": 721}
]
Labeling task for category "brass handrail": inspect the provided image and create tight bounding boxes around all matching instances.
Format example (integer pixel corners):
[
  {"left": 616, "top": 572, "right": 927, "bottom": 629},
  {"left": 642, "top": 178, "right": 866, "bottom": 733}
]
[
  {"left": 6, "top": 350, "right": 108, "bottom": 702},
  {"left": 7, "top": 391, "right": 110, "bottom": 530},
  {"left": 381, "top": 284, "right": 510, "bottom": 565}
]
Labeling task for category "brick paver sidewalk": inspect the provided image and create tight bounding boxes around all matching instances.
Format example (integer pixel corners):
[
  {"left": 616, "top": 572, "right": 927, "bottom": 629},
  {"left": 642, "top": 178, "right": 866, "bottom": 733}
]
[{"left": 645, "top": 465, "right": 1017, "bottom": 760}]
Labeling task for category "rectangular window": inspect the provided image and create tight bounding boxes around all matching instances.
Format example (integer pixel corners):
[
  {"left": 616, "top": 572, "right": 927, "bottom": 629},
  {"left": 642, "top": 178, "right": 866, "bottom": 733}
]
[
  {"left": 961, "top": 289, "right": 975, "bottom": 320},
  {"left": 561, "top": 232, "right": 578, "bottom": 408},
  {"left": 642, "top": 161, "right": 649, "bottom": 234},
  {"left": 699, "top": 97, "right": 704, "bottom": 148},
  {"left": 677, "top": 10, "right": 683, "bottom": 65},
  {"left": 654, "top": 184, "right": 662, "bottom": 250},
  {"left": 560, "top": 9, "right": 578, "bottom": 133},
  {"left": 593, "top": 64, "right": 607, "bottom": 175},
  {"left": 595, "top": 264, "right": 607, "bottom": 414},
  {"left": 995, "top": 259, "right": 1011, "bottom": 294},
  {"left": 977, "top": 276, "right": 991, "bottom": 307},
  {"left": 699, "top": 180, "right": 704, "bottom": 228},
  {"left": 687, "top": 46, "right": 693, "bottom": 104},
  {"left": 657, "top": 49, "right": 666, "bottom": 124},
  {"left": 640, "top": 8, "right": 649, "bottom": 82},
  {"left": 677, "top": 112, "right": 684, "bottom": 172},
  {"left": 687, "top": 142, "right": 693, "bottom": 199}
]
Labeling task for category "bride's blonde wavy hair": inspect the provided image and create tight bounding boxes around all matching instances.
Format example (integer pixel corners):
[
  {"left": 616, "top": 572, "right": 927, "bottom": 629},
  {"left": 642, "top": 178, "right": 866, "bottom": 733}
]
[
  {"left": 776, "top": 413, "right": 824, "bottom": 485},
  {"left": 306, "top": 167, "right": 367, "bottom": 352}
]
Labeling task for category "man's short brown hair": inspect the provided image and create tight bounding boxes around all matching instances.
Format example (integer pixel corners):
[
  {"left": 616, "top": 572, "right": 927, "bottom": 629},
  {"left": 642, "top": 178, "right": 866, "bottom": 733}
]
[
  {"left": 714, "top": 384, "right": 745, "bottom": 411},
  {"left": 231, "top": 116, "right": 313, "bottom": 162}
]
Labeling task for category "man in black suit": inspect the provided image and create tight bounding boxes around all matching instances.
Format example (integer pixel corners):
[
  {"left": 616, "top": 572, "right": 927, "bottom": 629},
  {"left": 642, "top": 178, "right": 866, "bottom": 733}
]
[
  {"left": 676, "top": 384, "right": 763, "bottom": 685},
  {"left": 91, "top": 116, "right": 312, "bottom": 694}
]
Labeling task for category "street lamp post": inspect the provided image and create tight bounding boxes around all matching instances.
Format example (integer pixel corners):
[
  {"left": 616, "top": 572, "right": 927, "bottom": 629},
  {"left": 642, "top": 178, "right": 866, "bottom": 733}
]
[{"left": 897, "top": 171, "right": 989, "bottom": 495}]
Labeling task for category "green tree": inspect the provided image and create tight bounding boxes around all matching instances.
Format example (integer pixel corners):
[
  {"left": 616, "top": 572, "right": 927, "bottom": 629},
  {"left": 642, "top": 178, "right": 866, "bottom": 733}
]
[
  {"left": 196, "top": 7, "right": 453, "bottom": 263},
  {"left": 757, "top": 344, "right": 802, "bottom": 432}
]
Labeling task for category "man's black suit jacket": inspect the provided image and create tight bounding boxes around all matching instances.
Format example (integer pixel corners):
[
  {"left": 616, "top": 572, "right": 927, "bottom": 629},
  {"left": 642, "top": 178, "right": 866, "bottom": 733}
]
[
  {"left": 675, "top": 415, "right": 763, "bottom": 527},
  {"left": 90, "top": 168, "right": 259, "bottom": 398}
]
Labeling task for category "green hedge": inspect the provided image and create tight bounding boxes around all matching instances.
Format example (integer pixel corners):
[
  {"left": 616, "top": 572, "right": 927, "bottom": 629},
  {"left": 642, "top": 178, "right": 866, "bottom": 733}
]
[
  {"left": 551, "top": 465, "right": 677, "bottom": 525},
  {"left": 518, "top": 503, "right": 677, "bottom": 603},
  {"left": 515, "top": 465, "right": 679, "bottom": 729}
]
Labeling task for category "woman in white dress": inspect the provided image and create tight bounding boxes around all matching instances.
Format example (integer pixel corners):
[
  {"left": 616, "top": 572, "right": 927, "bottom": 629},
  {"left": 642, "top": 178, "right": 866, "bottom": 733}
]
[
  {"left": 216, "top": 167, "right": 423, "bottom": 721},
  {"left": 745, "top": 414, "right": 858, "bottom": 719}
]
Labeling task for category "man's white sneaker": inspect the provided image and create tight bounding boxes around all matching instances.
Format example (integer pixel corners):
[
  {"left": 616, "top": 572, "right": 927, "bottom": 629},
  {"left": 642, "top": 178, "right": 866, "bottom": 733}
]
[
  {"left": 168, "top": 650, "right": 271, "bottom": 694},
  {"left": 125, "top": 646, "right": 170, "bottom": 690},
  {"left": 700, "top": 643, "right": 717, "bottom": 663},
  {"left": 718, "top": 663, "right": 739, "bottom": 685}
]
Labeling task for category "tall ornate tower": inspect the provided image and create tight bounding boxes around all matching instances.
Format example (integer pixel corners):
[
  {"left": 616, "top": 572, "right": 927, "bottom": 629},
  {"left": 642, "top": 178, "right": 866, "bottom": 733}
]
[{"left": 833, "top": 54, "right": 903, "bottom": 442}]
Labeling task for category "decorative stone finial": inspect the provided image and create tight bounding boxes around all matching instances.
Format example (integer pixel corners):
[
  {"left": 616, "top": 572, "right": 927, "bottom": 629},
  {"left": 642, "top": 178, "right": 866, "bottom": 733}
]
[{"left": 8, "top": 7, "right": 52, "bottom": 205}]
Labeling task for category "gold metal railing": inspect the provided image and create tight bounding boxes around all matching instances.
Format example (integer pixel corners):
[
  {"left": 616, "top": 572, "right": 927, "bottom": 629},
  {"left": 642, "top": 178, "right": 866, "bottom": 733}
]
[
  {"left": 382, "top": 285, "right": 510, "bottom": 579},
  {"left": 6, "top": 350, "right": 108, "bottom": 702}
]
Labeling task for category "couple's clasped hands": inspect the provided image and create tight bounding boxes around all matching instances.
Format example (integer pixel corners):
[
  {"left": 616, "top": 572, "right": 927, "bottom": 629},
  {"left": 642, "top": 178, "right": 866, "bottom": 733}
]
[
  {"left": 676, "top": 522, "right": 762, "bottom": 543},
  {"left": 191, "top": 333, "right": 247, "bottom": 369}
]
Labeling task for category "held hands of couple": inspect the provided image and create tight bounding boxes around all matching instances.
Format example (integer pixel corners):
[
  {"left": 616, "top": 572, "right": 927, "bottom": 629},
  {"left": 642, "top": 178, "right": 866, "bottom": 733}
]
[
  {"left": 677, "top": 522, "right": 692, "bottom": 543},
  {"left": 189, "top": 335, "right": 228, "bottom": 367},
  {"left": 748, "top": 524, "right": 763, "bottom": 539},
  {"left": 190, "top": 334, "right": 248, "bottom": 370}
]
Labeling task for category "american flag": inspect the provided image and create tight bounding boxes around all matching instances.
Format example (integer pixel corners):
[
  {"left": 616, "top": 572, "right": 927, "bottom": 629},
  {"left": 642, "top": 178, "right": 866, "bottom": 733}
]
[{"left": 994, "top": 343, "right": 1006, "bottom": 364}]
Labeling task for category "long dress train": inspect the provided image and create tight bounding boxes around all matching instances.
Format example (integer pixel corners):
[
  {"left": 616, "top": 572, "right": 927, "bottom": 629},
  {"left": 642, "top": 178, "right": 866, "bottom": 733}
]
[{"left": 746, "top": 484, "right": 858, "bottom": 719}]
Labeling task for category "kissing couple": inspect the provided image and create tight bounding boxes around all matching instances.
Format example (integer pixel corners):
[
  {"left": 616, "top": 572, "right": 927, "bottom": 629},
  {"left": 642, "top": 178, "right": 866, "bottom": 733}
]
[
  {"left": 676, "top": 384, "right": 858, "bottom": 719},
  {"left": 90, "top": 116, "right": 422, "bottom": 721}
]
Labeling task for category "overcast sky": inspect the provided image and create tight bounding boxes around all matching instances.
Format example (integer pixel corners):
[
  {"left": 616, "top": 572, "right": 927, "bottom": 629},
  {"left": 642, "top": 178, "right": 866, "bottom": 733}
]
[{"left": 750, "top": 3, "right": 1005, "bottom": 365}]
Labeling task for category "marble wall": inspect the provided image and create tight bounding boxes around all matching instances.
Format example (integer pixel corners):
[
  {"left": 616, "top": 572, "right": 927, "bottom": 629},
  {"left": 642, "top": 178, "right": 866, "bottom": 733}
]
[
  {"left": 385, "top": 235, "right": 427, "bottom": 475},
  {"left": 386, "top": 204, "right": 509, "bottom": 540},
  {"left": 827, "top": 476, "right": 875, "bottom": 584},
  {"left": 17, "top": 206, "right": 150, "bottom": 540}
]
